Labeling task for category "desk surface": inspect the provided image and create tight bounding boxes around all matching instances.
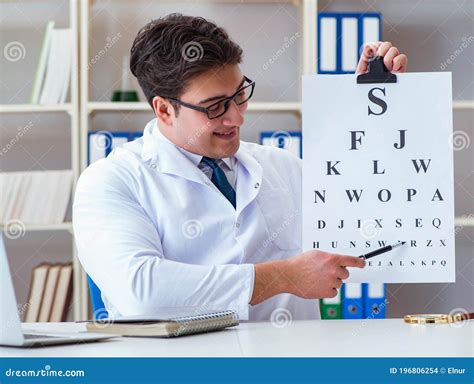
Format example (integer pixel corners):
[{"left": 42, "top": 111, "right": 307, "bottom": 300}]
[{"left": 1, "top": 319, "right": 472, "bottom": 357}]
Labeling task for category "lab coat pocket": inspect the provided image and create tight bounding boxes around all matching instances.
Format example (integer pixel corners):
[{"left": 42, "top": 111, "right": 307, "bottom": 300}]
[{"left": 256, "top": 188, "right": 301, "bottom": 251}]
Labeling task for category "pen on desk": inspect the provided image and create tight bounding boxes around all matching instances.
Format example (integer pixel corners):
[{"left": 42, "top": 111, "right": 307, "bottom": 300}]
[{"left": 358, "top": 241, "right": 406, "bottom": 260}]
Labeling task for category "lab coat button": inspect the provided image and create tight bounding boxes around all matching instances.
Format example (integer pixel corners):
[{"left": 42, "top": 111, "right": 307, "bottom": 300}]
[
  {"left": 235, "top": 222, "right": 240, "bottom": 228},
  {"left": 150, "top": 163, "right": 157, "bottom": 169},
  {"left": 254, "top": 182, "right": 260, "bottom": 189}
]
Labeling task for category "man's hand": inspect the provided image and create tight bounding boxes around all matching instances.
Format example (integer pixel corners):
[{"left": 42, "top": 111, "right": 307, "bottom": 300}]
[
  {"left": 284, "top": 250, "right": 366, "bottom": 299},
  {"left": 356, "top": 41, "right": 408, "bottom": 75},
  {"left": 249, "top": 250, "right": 366, "bottom": 305}
]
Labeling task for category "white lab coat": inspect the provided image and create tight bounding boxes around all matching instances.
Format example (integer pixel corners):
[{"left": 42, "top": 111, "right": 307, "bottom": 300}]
[{"left": 73, "top": 119, "right": 320, "bottom": 321}]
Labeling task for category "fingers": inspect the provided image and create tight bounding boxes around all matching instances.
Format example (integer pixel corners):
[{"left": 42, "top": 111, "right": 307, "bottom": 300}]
[
  {"left": 364, "top": 42, "right": 382, "bottom": 59},
  {"left": 356, "top": 41, "right": 408, "bottom": 74},
  {"left": 377, "top": 41, "right": 393, "bottom": 58},
  {"left": 378, "top": 42, "right": 407, "bottom": 73},
  {"left": 392, "top": 53, "right": 408, "bottom": 73},
  {"left": 325, "top": 288, "right": 339, "bottom": 298},
  {"left": 383, "top": 46, "right": 399, "bottom": 71},
  {"left": 337, "top": 255, "right": 366, "bottom": 269},
  {"left": 337, "top": 266, "right": 350, "bottom": 280},
  {"left": 355, "top": 42, "right": 381, "bottom": 74}
]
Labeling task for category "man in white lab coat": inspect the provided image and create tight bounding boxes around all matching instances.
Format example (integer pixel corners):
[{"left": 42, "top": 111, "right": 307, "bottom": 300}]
[{"left": 73, "top": 14, "right": 407, "bottom": 321}]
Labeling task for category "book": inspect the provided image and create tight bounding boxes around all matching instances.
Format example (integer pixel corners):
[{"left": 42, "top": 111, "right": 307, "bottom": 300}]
[
  {"left": 38, "top": 28, "right": 72, "bottom": 105},
  {"left": 0, "top": 170, "right": 73, "bottom": 225},
  {"left": 24, "top": 263, "right": 50, "bottom": 322},
  {"left": 39, "top": 29, "right": 59, "bottom": 104},
  {"left": 23, "top": 262, "right": 73, "bottom": 323},
  {"left": 85, "top": 309, "right": 239, "bottom": 338},
  {"left": 37, "top": 264, "right": 61, "bottom": 322},
  {"left": 49, "top": 263, "right": 73, "bottom": 322},
  {"left": 58, "top": 29, "right": 72, "bottom": 104},
  {"left": 30, "top": 21, "right": 55, "bottom": 104}
]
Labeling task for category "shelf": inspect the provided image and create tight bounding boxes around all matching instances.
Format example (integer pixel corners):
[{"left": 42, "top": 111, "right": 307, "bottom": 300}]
[
  {"left": 453, "top": 100, "right": 474, "bottom": 110},
  {"left": 0, "top": 222, "right": 73, "bottom": 233},
  {"left": 0, "top": 101, "right": 468, "bottom": 114},
  {"left": 87, "top": 101, "right": 301, "bottom": 114},
  {"left": 87, "top": 100, "right": 472, "bottom": 113},
  {"left": 87, "top": 101, "right": 150, "bottom": 112},
  {"left": 248, "top": 102, "right": 301, "bottom": 113},
  {"left": 0, "top": 103, "right": 72, "bottom": 114}
]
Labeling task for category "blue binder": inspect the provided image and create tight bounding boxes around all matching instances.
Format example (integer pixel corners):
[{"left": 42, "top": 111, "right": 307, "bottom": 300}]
[
  {"left": 88, "top": 131, "right": 143, "bottom": 164},
  {"left": 87, "top": 276, "right": 108, "bottom": 320},
  {"left": 318, "top": 12, "right": 381, "bottom": 74},
  {"left": 342, "top": 283, "right": 364, "bottom": 319},
  {"left": 260, "top": 131, "right": 302, "bottom": 158},
  {"left": 88, "top": 131, "right": 128, "bottom": 164},
  {"left": 129, "top": 131, "right": 144, "bottom": 140},
  {"left": 363, "top": 283, "right": 386, "bottom": 318}
]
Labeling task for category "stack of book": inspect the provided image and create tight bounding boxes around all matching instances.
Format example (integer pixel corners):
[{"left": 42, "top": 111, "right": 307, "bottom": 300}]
[
  {"left": 30, "top": 21, "right": 72, "bottom": 105},
  {"left": 0, "top": 170, "right": 73, "bottom": 225},
  {"left": 24, "top": 262, "right": 73, "bottom": 322}
]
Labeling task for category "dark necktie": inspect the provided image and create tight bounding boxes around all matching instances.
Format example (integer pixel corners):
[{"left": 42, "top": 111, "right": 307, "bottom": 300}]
[{"left": 201, "top": 157, "right": 236, "bottom": 209}]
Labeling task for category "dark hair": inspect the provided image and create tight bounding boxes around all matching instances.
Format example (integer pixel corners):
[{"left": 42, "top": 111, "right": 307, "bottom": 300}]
[{"left": 130, "top": 13, "right": 243, "bottom": 111}]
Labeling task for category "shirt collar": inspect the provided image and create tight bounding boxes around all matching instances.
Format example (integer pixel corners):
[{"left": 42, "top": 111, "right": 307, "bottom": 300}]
[{"left": 154, "top": 123, "right": 235, "bottom": 171}]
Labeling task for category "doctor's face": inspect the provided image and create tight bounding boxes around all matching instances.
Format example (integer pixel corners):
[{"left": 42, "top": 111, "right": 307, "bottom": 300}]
[{"left": 159, "top": 65, "right": 248, "bottom": 159}]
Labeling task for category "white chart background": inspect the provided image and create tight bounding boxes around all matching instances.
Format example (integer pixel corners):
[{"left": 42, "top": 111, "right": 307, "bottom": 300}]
[{"left": 302, "top": 73, "right": 455, "bottom": 283}]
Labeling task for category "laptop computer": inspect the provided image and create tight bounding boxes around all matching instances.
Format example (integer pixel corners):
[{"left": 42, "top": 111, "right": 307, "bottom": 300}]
[{"left": 0, "top": 234, "right": 117, "bottom": 347}]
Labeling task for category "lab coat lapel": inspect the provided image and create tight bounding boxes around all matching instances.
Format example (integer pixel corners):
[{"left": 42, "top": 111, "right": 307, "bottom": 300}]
[
  {"left": 234, "top": 146, "right": 263, "bottom": 215},
  {"left": 141, "top": 121, "right": 207, "bottom": 186}
]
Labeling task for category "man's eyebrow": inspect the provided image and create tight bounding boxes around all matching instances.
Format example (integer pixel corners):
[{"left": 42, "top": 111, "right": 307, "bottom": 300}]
[{"left": 198, "top": 77, "right": 246, "bottom": 105}]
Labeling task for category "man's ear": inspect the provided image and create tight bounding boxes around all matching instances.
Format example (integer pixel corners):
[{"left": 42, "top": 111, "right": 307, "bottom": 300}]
[{"left": 152, "top": 96, "right": 174, "bottom": 127}]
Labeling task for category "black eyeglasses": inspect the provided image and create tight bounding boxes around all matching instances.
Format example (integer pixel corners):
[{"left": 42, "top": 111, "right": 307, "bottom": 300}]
[{"left": 164, "top": 76, "right": 255, "bottom": 119}]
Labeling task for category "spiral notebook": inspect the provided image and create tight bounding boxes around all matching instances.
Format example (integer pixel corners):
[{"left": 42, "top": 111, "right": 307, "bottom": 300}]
[{"left": 83, "top": 309, "right": 239, "bottom": 338}]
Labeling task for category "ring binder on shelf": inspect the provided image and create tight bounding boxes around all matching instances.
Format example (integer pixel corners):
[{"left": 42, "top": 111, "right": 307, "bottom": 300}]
[{"left": 317, "top": 12, "right": 381, "bottom": 74}]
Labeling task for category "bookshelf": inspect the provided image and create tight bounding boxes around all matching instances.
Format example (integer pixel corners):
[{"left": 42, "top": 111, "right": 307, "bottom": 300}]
[{"left": 0, "top": 0, "right": 82, "bottom": 321}]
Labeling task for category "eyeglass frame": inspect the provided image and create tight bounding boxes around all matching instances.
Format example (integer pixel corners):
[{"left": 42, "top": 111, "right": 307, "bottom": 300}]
[{"left": 162, "top": 76, "right": 255, "bottom": 119}]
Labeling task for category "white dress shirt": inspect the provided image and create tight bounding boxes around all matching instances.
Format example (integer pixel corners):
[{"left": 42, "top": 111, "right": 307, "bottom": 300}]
[{"left": 162, "top": 129, "right": 237, "bottom": 189}]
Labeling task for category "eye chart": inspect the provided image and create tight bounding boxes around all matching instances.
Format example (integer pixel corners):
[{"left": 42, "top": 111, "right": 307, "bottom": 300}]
[{"left": 302, "top": 71, "right": 455, "bottom": 283}]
